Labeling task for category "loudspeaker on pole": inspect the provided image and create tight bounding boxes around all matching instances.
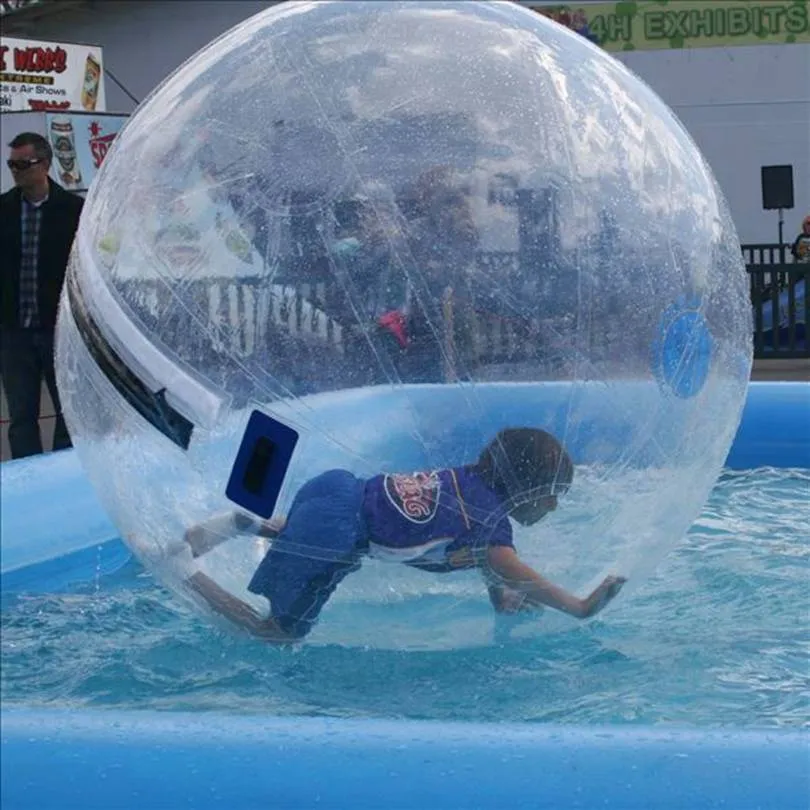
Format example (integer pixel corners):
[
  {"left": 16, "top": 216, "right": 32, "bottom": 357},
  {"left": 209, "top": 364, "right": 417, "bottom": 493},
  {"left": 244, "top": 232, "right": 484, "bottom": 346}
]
[
  {"left": 761, "top": 165, "right": 794, "bottom": 211},
  {"left": 761, "top": 165, "right": 794, "bottom": 247}
]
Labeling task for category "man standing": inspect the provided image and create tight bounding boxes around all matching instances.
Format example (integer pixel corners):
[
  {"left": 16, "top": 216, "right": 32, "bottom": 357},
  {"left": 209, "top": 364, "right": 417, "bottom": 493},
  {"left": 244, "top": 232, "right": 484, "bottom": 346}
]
[{"left": 1, "top": 132, "right": 83, "bottom": 459}]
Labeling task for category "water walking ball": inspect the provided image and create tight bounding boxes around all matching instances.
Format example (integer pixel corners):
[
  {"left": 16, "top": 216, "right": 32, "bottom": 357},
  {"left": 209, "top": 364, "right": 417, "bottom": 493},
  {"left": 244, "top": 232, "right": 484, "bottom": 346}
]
[{"left": 56, "top": 1, "right": 752, "bottom": 648}]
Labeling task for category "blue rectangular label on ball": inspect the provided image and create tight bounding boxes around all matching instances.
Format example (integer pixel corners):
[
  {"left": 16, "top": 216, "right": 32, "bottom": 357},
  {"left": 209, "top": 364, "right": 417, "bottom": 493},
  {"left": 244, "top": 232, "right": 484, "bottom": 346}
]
[{"left": 226, "top": 410, "right": 299, "bottom": 519}]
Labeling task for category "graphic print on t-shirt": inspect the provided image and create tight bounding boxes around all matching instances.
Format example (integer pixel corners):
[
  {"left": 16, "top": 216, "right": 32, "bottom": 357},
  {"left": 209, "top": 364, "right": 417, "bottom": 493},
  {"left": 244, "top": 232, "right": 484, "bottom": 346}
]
[{"left": 383, "top": 472, "right": 440, "bottom": 524}]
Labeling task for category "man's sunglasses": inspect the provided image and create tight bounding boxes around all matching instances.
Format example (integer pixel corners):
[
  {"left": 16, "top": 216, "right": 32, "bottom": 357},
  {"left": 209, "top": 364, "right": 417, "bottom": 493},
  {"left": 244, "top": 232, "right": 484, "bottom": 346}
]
[{"left": 7, "top": 158, "right": 44, "bottom": 171}]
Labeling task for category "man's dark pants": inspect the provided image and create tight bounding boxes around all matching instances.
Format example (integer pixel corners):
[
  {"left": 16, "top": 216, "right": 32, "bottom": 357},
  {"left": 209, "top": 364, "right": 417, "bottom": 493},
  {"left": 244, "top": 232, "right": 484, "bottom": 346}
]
[{"left": 1, "top": 327, "right": 71, "bottom": 459}]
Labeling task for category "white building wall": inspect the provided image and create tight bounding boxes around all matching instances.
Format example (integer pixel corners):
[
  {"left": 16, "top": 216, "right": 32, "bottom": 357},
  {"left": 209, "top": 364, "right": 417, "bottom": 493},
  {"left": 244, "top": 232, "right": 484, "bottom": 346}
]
[
  {"left": 4, "top": 0, "right": 808, "bottom": 244},
  {"left": 616, "top": 45, "right": 810, "bottom": 245}
]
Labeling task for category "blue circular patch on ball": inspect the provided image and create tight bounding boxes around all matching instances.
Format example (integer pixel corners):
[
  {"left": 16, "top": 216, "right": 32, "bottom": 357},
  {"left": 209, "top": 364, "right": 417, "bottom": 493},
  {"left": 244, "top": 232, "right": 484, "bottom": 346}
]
[{"left": 653, "top": 298, "right": 713, "bottom": 399}]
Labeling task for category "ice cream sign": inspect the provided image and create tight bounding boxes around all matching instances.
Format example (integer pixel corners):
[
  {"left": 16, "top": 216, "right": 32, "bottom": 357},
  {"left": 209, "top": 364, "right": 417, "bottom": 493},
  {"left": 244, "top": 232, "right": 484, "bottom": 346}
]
[{"left": 0, "top": 36, "right": 106, "bottom": 112}]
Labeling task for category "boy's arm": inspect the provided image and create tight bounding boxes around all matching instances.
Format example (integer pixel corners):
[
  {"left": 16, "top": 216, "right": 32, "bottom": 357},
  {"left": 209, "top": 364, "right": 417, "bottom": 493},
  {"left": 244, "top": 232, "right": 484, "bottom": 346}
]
[
  {"left": 185, "top": 571, "right": 295, "bottom": 643},
  {"left": 486, "top": 546, "right": 625, "bottom": 619}
]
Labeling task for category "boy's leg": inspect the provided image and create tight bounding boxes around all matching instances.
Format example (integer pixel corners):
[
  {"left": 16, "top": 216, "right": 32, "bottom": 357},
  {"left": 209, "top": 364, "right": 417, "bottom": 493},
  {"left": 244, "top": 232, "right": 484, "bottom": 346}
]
[
  {"left": 179, "top": 470, "right": 335, "bottom": 559},
  {"left": 176, "top": 471, "right": 364, "bottom": 639},
  {"left": 183, "top": 514, "right": 236, "bottom": 558},
  {"left": 247, "top": 470, "right": 368, "bottom": 638},
  {"left": 180, "top": 512, "right": 283, "bottom": 558},
  {"left": 186, "top": 571, "right": 296, "bottom": 643},
  {"left": 249, "top": 546, "right": 362, "bottom": 639},
  {"left": 281, "top": 554, "right": 363, "bottom": 637}
]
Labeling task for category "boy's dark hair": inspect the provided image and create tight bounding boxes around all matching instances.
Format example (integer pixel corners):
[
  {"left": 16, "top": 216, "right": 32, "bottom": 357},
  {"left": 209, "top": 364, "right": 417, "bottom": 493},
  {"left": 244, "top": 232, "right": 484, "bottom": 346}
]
[
  {"left": 474, "top": 428, "right": 574, "bottom": 504},
  {"left": 8, "top": 132, "right": 53, "bottom": 164}
]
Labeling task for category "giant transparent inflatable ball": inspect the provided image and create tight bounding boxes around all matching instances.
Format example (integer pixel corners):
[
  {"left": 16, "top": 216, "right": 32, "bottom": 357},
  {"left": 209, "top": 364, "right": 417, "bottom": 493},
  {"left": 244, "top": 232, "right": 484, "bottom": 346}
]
[{"left": 57, "top": 1, "right": 752, "bottom": 649}]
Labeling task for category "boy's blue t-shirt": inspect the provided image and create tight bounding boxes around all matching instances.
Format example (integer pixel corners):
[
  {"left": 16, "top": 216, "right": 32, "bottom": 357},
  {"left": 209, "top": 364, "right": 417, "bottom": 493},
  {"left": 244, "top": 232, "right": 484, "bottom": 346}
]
[{"left": 362, "top": 467, "right": 513, "bottom": 572}]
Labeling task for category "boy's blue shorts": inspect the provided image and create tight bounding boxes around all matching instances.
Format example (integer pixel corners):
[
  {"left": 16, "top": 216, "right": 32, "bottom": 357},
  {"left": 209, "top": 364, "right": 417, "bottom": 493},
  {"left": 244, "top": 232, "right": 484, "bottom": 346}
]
[{"left": 247, "top": 469, "right": 368, "bottom": 638}]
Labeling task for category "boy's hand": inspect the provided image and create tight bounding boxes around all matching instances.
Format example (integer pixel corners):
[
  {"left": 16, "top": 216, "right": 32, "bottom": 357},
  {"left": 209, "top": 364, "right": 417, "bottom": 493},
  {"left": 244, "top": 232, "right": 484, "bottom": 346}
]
[
  {"left": 581, "top": 575, "right": 626, "bottom": 619},
  {"left": 485, "top": 547, "right": 625, "bottom": 621}
]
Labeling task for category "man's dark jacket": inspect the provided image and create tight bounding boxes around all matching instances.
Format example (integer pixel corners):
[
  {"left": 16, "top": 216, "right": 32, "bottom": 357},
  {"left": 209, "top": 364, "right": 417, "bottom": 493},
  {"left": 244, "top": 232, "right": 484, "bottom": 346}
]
[{"left": 1, "top": 179, "right": 84, "bottom": 329}]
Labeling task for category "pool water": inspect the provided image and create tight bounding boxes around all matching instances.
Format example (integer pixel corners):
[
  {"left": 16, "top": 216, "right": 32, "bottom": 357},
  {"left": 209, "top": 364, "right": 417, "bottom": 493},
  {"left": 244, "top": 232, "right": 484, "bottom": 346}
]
[{"left": 2, "top": 467, "right": 808, "bottom": 728}]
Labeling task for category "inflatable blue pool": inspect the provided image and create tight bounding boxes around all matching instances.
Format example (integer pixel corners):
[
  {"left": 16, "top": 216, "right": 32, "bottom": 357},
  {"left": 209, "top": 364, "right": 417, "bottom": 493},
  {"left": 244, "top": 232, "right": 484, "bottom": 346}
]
[{"left": 1, "top": 381, "right": 809, "bottom": 809}]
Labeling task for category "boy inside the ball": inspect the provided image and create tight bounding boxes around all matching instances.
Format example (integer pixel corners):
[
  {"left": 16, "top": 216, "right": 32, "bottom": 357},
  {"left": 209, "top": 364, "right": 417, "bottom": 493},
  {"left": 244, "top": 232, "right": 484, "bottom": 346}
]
[{"left": 182, "top": 428, "right": 626, "bottom": 642}]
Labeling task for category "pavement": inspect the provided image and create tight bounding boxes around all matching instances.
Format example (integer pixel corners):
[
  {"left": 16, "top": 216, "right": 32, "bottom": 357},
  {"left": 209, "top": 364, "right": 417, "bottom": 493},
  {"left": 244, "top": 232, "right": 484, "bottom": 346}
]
[{"left": 749, "top": 358, "right": 810, "bottom": 382}]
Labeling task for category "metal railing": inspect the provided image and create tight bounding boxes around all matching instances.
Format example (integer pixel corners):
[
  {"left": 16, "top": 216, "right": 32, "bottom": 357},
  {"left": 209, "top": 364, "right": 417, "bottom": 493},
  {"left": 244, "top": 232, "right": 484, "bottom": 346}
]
[
  {"left": 742, "top": 243, "right": 792, "bottom": 265},
  {"left": 114, "top": 244, "right": 810, "bottom": 366},
  {"left": 744, "top": 242, "right": 807, "bottom": 359},
  {"left": 3, "top": 241, "right": 808, "bottom": 461},
  {"left": 748, "top": 263, "right": 808, "bottom": 359}
]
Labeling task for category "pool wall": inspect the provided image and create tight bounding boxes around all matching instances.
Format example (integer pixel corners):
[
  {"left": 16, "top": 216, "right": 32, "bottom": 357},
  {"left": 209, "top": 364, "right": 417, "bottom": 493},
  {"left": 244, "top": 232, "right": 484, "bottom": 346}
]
[{"left": 1, "top": 381, "right": 809, "bottom": 809}]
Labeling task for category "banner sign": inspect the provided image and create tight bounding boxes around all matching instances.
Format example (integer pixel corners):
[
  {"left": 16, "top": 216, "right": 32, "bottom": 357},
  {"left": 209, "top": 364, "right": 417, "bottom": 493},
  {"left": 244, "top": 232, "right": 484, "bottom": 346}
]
[
  {"left": 528, "top": 1, "right": 810, "bottom": 51},
  {"left": 0, "top": 35, "right": 106, "bottom": 112},
  {"left": 46, "top": 112, "right": 127, "bottom": 193}
]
